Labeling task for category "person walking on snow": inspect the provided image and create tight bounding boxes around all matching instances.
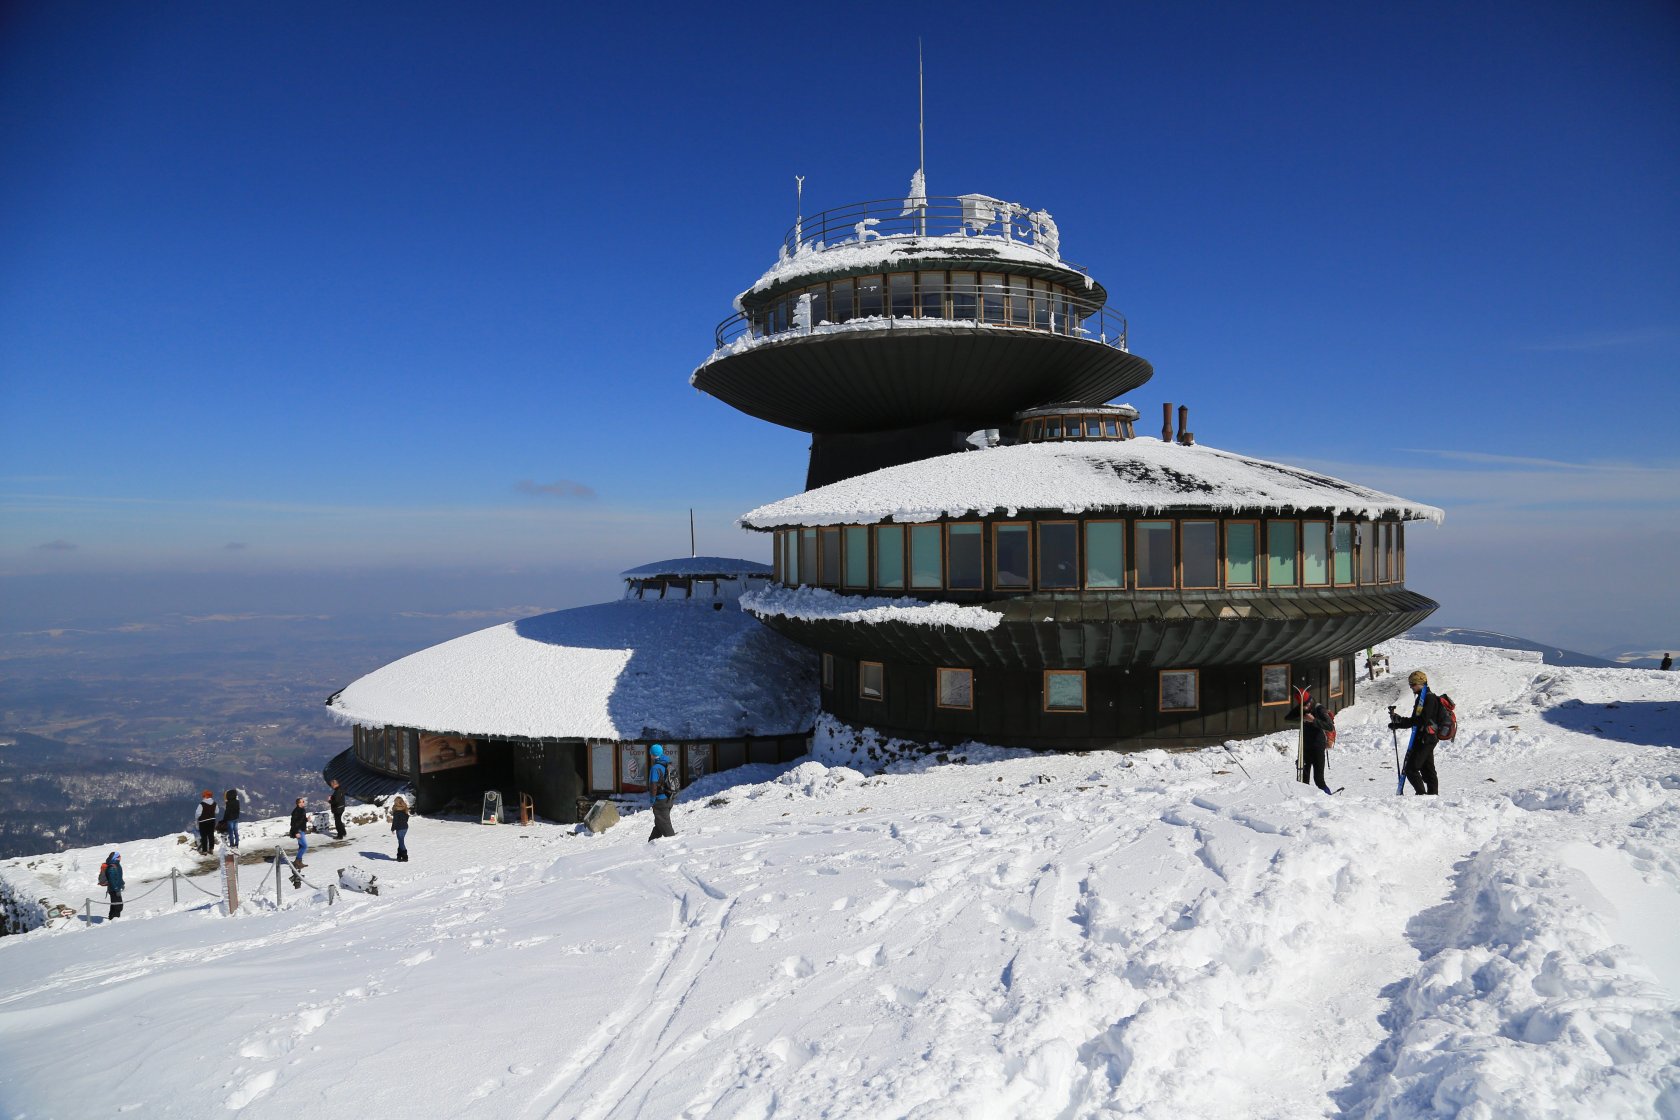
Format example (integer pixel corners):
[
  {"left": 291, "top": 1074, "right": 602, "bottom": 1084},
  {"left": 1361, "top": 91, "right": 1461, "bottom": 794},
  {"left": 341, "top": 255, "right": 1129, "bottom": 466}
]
[
  {"left": 99, "top": 851, "right": 124, "bottom": 920},
  {"left": 1390, "top": 669, "right": 1445, "bottom": 795},
  {"left": 327, "top": 778, "right": 347, "bottom": 839},
  {"left": 1663, "top": 653, "right": 1673, "bottom": 671},
  {"left": 647, "top": 743, "right": 677, "bottom": 842},
  {"left": 390, "top": 796, "right": 409, "bottom": 862},
  {"left": 288, "top": 797, "right": 310, "bottom": 867},
  {"left": 1293, "top": 700, "right": 1336, "bottom": 794},
  {"left": 195, "top": 791, "right": 217, "bottom": 854},
  {"left": 220, "top": 789, "right": 241, "bottom": 848}
]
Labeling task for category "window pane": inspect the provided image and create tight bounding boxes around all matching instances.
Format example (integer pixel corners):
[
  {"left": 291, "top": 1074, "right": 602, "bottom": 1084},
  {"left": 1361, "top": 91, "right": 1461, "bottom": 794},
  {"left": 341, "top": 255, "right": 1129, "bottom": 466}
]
[
  {"left": 843, "top": 526, "right": 869, "bottom": 587},
  {"left": 860, "top": 662, "right": 884, "bottom": 700},
  {"left": 910, "top": 524, "right": 942, "bottom": 588},
  {"left": 1160, "top": 670, "right": 1199, "bottom": 711},
  {"left": 799, "top": 528, "right": 817, "bottom": 586},
  {"left": 1085, "top": 521, "right": 1125, "bottom": 588},
  {"left": 1380, "top": 523, "right": 1393, "bottom": 582},
  {"left": 1045, "top": 417, "right": 1063, "bottom": 439},
  {"left": 819, "top": 527, "right": 841, "bottom": 587},
  {"left": 947, "top": 523, "right": 983, "bottom": 588},
  {"left": 890, "top": 272, "right": 915, "bottom": 318},
  {"left": 856, "top": 275, "right": 884, "bottom": 318},
  {"left": 875, "top": 525, "right": 905, "bottom": 589},
  {"left": 937, "top": 667, "right": 972, "bottom": 709},
  {"left": 807, "top": 285, "right": 827, "bottom": 326},
  {"left": 1064, "top": 415, "right": 1085, "bottom": 438},
  {"left": 1136, "top": 520, "right": 1175, "bottom": 588},
  {"left": 950, "top": 271, "right": 977, "bottom": 319},
  {"left": 1008, "top": 277, "right": 1030, "bottom": 325},
  {"left": 1359, "top": 524, "right": 1377, "bottom": 584},
  {"left": 1302, "top": 522, "right": 1329, "bottom": 586},
  {"left": 1085, "top": 418, "right": 1102, "bottom": 438},
  {"left": 1045, "top": 671, "right": 1085, "bottom": 711},
  {"left": 1333, "top": 523, "right": 1354, "bottom": 585},
  {"left": 1226, "top": 521, "right": 1258, "bottom": 586},
  {"left": 1182, "top": 521, "right": 1219, "bottom": 588},
  {"left": 830, "top": 278, "right": 854, "bottom": 322},
  {"left": 981, "top": 273, "right": 1005, "bottom": 322},
  {"left": 1268, "top": 520, "right": 1298, "bottom": 587},
  {"left": 919, "top": 271, "right": 945, "bottom": 318},
  {"left": 590, "top": 743, "right": 615, "bottom": 792},
  {"left": 994, "top": 524, "right": 1031, "bottom": 588},
  {"left": 1261, "top": 664, "right": 1290, "bottom": 705},
  {"left": 1329, "top": 659, "right": 1343, "bottom": 697},
  {"left": 1038, "top": 522, "right": 1078, "bottom": 589},
  {"left": 1103, "top": 419, "right": 1119, "bottom": 438},
  {"left": 685, "top": 743, "right": 713, "bottom": 781}
]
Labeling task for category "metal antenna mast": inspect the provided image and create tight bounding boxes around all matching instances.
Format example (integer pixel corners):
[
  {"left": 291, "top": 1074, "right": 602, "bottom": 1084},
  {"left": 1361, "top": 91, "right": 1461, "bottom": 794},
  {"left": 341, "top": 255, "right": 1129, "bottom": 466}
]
[
  {"left": 689, "top": 508, "right": 696, "bottom": 558},
  {"left": 918, "top": 38, "right": 925, "bottom": 187}
]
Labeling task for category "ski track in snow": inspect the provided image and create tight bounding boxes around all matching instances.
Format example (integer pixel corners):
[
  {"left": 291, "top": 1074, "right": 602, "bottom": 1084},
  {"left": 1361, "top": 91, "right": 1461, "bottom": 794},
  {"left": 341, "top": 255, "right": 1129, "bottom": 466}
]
[{"left": 2, "top": 639, "right": 1679, "bottom": 1118}]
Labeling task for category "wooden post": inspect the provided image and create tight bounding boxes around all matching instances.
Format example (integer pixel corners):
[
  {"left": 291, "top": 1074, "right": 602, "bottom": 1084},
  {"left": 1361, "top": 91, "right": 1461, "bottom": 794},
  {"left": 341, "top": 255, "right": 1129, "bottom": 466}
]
[
  {"left": 221, "top": 846, "right": 239, "bottom": 914},
  {"left": 170, "top": 867, "right": 179, "bottom": 905}
]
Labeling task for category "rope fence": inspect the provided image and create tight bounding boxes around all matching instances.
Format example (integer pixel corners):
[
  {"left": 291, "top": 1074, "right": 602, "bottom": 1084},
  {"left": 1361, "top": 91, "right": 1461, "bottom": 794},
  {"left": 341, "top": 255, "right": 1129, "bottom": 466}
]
[{"left": 46, "top": 848, "right": 343, "bottom": 930}]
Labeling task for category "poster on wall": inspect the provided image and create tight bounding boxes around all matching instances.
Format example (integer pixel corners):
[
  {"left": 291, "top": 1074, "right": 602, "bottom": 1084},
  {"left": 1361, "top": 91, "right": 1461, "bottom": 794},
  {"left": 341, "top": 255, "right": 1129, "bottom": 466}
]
[
  {"left": 419, "top": 734, "right": 478, "bottom": 773},
  {"left": 619, "top": 744, "right": 648, "bottom": 791}
]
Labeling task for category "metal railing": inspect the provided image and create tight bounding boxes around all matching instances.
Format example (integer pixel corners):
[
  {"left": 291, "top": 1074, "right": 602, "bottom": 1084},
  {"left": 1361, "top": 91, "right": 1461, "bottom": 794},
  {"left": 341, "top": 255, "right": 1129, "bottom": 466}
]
[
  {"left": 40, "top": 849, "right": 345, "bottom": 931},
  {"left": 778, "top": 195, "right": 1080, "bottom": 268},
  {"left": 712, "top": 278, "right": 1129, "bottom": 353}
]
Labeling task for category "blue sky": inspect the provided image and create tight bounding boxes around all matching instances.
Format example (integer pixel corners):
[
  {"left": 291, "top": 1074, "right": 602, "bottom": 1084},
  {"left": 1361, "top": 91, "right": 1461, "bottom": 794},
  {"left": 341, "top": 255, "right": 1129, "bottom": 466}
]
[{"left": 2, "top": 1, "right": 1677, "bottom": 653}]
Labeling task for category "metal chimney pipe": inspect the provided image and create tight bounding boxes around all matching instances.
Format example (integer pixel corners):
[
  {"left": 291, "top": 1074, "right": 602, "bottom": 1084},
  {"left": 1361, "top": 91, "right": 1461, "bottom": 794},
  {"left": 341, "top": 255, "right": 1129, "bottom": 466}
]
[
  {"left": 1177, "top": 405, "right": 1189, "bottom": 445},
  {"left": 1162, "top": 402, "right": 1173, "bottom": 443}
]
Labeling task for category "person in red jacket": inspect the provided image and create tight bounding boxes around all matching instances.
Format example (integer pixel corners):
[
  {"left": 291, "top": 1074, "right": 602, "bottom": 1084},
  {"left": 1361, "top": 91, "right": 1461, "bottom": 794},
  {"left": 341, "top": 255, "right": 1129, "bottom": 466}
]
[{"left": 1390, "top": 669, "right": 1446, "bottom": 795}]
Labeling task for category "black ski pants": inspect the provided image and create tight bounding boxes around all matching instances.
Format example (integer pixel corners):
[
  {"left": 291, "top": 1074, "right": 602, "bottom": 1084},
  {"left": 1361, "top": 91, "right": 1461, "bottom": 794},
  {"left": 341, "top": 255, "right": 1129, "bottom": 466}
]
[
  {"left": 1403, "top": 743, "right": 1439, "bottom": 795},
  {"left": 1303, "top": 743, "right": 1331, "bottom": 794},
  {"left": 107, "top": 889, "right": 123, "bottom": 919},
  {"left": 332, "top": 806, "right": 346, "bottom": 839},
  {"left": 648, "top": 800, "right": 676, "bottom": 841},
  {"left": 197, "top": 822, "right": 216, "bottom": 853}
]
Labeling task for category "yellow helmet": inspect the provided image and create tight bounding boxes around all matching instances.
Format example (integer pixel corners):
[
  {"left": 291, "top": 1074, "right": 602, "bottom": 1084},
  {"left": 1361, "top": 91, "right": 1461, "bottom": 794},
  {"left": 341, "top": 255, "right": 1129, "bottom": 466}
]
[{"left": 1408, "top": 670, "right": 1428, "bottom": 687}]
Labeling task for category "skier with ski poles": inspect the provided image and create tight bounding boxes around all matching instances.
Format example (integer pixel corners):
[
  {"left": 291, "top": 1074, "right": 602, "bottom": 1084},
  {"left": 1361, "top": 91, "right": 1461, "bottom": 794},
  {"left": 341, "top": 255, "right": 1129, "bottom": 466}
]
[
  {"left": 1288, "top": 687, "right": 1337, "bottom": 795},
  {"left": 1389, "top": 669, "right": 1445, "bottom": 795}
]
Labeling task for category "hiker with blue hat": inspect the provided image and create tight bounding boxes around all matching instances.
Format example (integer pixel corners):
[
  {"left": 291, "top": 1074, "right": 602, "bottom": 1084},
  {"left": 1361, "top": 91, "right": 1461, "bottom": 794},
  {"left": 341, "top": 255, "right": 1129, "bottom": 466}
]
[
  {"left": 647, "top": 743, "right": 678, "bottom": 842},
  {"left": 98, "top": 851, "right": 124, "bottom": 920}
]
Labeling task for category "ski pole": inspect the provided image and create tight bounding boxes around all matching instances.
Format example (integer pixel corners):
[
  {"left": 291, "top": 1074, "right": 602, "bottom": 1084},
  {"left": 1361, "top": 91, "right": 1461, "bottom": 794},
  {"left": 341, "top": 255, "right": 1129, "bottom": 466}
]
[
  {"left": 1221, "top": 743, "right": 1252, "bottom": 781},
  {"left": 1390, "top": 706, "right": 1405, "bottom": 795}
]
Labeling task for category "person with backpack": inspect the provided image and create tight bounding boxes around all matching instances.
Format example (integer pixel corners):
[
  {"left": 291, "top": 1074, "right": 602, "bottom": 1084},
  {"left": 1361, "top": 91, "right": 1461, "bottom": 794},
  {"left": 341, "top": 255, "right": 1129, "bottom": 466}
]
[
  {"left": 288, "top": 797, "right": 310, "bottom": 868},
  {"left": 1390, "top": 669, "right": 1446, "bottom": 795},
  {"left": 390, "top": 796, "right": 409, "bottom": 862},
  {"left": 327, "top": 778, "right": 347, "bottom": 840},
  {"left": 195, "top": 791, "right": 218, "bottom": 854},
  {"left": 1298, "top": 701, "right": 1337, "bottom": 794},
  {"left": 220, "top": 789, "right": 241, "bottom": 848},
  {"left": 98, "top": 851, "right": 124, "bottom": 920},
  {"left": 647, "top": 743, "right": 678, "bottom": 842}
]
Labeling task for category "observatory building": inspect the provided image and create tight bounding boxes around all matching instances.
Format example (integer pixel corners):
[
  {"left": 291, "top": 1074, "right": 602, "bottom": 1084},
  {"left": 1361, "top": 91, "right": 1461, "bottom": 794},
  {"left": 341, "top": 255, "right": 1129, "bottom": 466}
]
[{"left": 695, "top": 188, "right": 1441, "bottom": 750}]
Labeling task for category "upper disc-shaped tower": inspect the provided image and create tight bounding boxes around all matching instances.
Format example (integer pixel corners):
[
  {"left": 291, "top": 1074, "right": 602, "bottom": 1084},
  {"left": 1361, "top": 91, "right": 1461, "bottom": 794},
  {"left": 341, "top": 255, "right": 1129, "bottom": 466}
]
[{"left": 691, "top": 193, "right": 1154, "bottom": 441}]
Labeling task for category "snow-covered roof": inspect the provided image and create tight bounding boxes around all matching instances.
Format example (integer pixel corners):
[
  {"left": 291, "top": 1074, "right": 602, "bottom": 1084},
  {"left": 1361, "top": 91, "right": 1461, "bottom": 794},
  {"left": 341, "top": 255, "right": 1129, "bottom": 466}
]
[
  {"left": 737, "top": 234, "right": 1091, "bottom": 311},
  {"left": 328, "top": 598, "right": 816, "bottom": 742},
  {"left": 741, "top": 586, "right": 1004, "bottom": 631},
  {"left": 619, "top": 556, "right": 772, "bottom": 579},
  {"left": 739, "top": 439, "right": 1445, "bottom": 528}
]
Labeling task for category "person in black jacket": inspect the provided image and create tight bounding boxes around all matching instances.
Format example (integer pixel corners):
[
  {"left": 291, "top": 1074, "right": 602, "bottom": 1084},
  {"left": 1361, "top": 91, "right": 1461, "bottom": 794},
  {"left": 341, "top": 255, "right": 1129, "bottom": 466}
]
[
  {"left": 288, "top": 797, "right": 309, "bottom": 867},
  {"left": 101, "top": 851, "right": 124, "bottom": 920},
  {"left": 1294, "top": 701, "right": 1336, "bottom": 794},
  {"left": 1390, "top": 669, "right": 1445, "bottom": 795},
  {"left": 390, "top": 796, "right": 409, "bottom": 862},
  {"left": 327, "top": 778, "right": 347, "bottom": 840},
  {"left": 221, "top": 789, "right": 241, "bottom": 848},
  {"left": 195, "top": 791, "right": 218, "bottom": 854}
]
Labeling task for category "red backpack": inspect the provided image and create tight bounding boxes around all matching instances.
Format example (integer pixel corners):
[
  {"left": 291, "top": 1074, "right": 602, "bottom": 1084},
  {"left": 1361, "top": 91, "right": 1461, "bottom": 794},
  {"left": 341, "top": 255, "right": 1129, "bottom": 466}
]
[{"left": 1432, "top": 694, "right": 1458, "bottom": 742}]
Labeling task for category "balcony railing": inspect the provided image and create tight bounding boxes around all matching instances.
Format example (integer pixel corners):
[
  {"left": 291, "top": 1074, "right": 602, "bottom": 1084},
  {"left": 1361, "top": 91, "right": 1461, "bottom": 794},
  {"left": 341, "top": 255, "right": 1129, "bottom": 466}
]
[
  {"left": 779, "top": 195, "right": 1078, "bottom": 267},
  {"left": 712, "top": 277, "right": 1129, "bottom": 354}
]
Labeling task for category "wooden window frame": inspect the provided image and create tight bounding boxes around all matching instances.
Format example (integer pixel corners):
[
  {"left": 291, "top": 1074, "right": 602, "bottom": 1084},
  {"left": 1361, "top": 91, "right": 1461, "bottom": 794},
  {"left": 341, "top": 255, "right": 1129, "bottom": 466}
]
[
  {"left": 1135, "top": 519, "right": 1176, "bottom": 590},
  {"left": 1042, "top": 669, "right": 1087, "bottom": 714},
  {"left": 859, "top": 660, "right": 885, "bottom": 702},
  {"left": 993, "top": 521, "right": 1032, "bottom": 590},
  {"left": 1035, "top": 520, "right": 1080, "bottom": 591},
  {"left": 1267, "top": 519, "right": 1299, "bottom": 588},
  {"left": 1261, "top": 663, "right": 1292, "bottom": 707},
  {"left": 944, "top": 521, "right": 984, "bottom": 590},
  {"left": 1159, "top": 669, "right": 1201, "bottom": 712},
  {"left": 1179, "top": 519, "right": 1221, "bottom": 590},
  {"left": 1083, "top": 518, "right": 1126, "bottom": 589},
  {"left": 936, "top": 667, "right": 974, "bottom": 711},
  {"left": 1224, "top": 519, "right": 1261, "bottom": 588}
]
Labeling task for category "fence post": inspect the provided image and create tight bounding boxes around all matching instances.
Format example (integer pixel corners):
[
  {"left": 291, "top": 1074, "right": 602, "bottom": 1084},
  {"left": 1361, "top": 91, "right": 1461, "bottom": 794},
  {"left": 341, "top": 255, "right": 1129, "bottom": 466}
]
[
  {"left": 273, "top": 851, "right": 283, "bottom": 907},
  {"left": 84, "top": 898, "right": 91, "bottom": 925},
  {"left": 171, "top": 867, "right": 179, "bottom": 905}
]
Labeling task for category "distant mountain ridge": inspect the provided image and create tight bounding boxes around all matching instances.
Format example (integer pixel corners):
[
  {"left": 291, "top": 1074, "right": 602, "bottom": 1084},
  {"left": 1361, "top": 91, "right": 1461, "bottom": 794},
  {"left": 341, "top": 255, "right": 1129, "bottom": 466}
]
[{"left": 1403, "top": 626, "right": 1625, "bottom": 669}]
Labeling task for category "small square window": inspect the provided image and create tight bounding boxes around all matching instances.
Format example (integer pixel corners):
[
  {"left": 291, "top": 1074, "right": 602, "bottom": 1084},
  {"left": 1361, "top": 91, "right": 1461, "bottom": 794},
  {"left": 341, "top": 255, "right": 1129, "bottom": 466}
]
[
  {"left": 937, "top": 667, "right": 973, "bottom": 710},
  {"left": 1261, "top": 664, "right": 1291, "bottom": 706},
  {"left": 1044, "top": 670, "right": 1086, "bottom": 712},
  {"left": 821, "top": 652, "right": 834, "bottom": 691},
  {"left": 1160, "top": 670, "right": 1199, "bottom": 712},
  {"left": 859, "top": 660, "right": 885, "bottom": 701}
]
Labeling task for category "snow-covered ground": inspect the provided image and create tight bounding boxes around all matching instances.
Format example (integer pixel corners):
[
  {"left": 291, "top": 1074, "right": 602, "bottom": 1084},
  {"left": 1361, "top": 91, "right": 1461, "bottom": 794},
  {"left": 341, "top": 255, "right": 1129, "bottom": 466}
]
[{"left": 3, "top": 638, "right": 1678, "bottom": 1119}]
